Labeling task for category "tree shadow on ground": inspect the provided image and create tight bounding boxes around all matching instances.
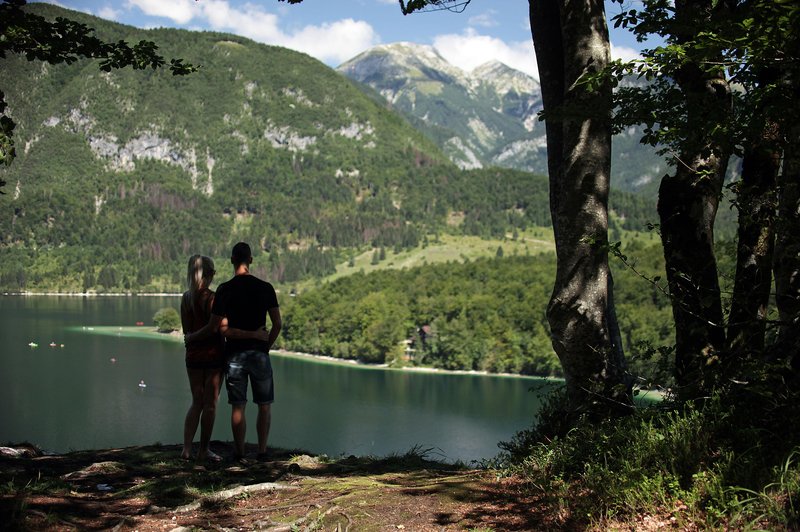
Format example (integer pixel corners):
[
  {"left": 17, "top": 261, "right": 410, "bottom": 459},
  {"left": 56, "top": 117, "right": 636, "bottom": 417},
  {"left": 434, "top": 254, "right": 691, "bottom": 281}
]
[{"left": 0, "top": 441, "right": 588, "bottom": 530}]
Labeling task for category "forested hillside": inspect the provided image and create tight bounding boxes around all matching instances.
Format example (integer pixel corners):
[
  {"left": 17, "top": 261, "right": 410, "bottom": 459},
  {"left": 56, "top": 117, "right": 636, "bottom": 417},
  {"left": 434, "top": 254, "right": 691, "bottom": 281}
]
[
  {"left": 280, "top": 240, "right": 673, "bottom": 379},
  {"left": 0, "top": 3, "right": 656, "bottom": 294}
]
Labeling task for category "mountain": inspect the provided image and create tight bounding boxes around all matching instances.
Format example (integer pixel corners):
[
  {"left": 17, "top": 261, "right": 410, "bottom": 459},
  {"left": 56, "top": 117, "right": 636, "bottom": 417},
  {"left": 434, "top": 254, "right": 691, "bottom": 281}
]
[
  {"left": 337, "top": 42, "right": 667, "bottom": 194},
  {"left": 0, "top": 4, "right": 657, "bottom": 293}
]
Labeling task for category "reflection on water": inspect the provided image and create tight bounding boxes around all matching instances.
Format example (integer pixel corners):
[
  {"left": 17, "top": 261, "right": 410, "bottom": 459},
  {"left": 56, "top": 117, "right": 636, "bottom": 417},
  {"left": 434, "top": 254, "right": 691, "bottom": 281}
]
[{"left": 0, "top": 296, "right": 554, "bottom": 462}]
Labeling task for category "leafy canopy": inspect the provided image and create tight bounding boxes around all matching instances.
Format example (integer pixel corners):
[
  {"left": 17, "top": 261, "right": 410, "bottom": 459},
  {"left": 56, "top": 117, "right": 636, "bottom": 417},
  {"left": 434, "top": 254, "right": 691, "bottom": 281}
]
[{"left": 604, "top": 0, "right": 799, "bottom": 158}]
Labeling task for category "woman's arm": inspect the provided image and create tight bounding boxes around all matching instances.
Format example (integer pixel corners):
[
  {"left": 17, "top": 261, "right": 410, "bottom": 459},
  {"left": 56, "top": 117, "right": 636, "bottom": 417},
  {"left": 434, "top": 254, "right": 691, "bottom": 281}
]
[
  {"left": 184, "top": 314, "right": 223, "bottom": 346},
  {"left": 180, "top": 292, "right": 192, "bottom": 336},
  {"left": 220, "top": 308, "right": 279, "bottom": 344},
  {"left": 220, "top": 323, "right": 270, "bottom": 342}
]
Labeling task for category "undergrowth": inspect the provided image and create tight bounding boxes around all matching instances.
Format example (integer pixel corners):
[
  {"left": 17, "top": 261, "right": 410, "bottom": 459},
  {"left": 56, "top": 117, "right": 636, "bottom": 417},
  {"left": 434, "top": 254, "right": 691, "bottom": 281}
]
[{"left": 497, "top": 368, "right": 800, "bottom": 529}]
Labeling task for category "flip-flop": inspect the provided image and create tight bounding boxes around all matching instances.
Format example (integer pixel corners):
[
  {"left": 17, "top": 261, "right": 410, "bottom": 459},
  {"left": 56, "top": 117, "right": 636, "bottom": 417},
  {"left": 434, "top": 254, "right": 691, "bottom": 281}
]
[
  {"left": 231, "top": 454, "right": 255, "bottom": 466},
  {"left": 205, "top": 450, "right": 223, "bottom": 462}
]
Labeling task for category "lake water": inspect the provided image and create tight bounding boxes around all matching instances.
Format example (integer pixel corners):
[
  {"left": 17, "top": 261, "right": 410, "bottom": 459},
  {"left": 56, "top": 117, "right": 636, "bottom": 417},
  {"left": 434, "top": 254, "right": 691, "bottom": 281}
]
[{"left": 0, "top": 296, "right": 556, "bottom": 462}]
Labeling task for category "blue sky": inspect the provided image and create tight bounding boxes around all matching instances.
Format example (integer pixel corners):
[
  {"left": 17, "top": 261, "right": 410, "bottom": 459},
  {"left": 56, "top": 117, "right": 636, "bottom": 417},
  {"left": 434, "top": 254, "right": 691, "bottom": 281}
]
[{"left": 38, "top": 0, "right": 645, "bottom": 79}]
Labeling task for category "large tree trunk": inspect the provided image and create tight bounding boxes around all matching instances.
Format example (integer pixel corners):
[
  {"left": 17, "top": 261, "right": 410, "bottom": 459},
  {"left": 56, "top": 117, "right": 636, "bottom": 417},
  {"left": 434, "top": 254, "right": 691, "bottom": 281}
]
[
  {"left": 659, "top": 0, "right": 731, "bottom": 401},
  {"left": 726, "top": 125, "right": 779, "bottom": 359},
  {"left": 773, "top": 131, "right": 800, "bottom": 370},
  {"left": 529, "top": 0, "right": 630, "bottom": 415}
]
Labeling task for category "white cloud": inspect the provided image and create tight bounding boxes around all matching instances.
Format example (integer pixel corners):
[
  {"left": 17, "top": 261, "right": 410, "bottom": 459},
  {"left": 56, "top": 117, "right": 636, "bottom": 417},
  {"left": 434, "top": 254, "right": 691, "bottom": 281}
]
[
  {"left": 98, "top": 5, "right": 121, "bottom": 20},
  {"left": 198, "top": 0, "right": 283, "bottom": 42},
  {"left": 611, "top": 44, "right": 641, "bottom": 62},
  {"left": 125, "top": 0, "right": 379, "bottom": 65},
  {"left": 433, "top": 29, "right": 538, "bottom": 79},
  {"left": 126, "top": 0, "right": 197, "bottom": 25},
  {"left": 283, "top": 19, "right": 380, "bottom": 65},
  {"left": 468, "top": 10, "right": 498, "bottom": 28}
]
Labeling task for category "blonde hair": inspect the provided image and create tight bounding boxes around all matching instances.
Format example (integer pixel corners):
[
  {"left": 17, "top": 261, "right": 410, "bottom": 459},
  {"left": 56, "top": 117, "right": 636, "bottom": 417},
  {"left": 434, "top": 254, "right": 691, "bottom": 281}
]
[{"left": 186, "top": 255, "right": 215, "bottom": 305}]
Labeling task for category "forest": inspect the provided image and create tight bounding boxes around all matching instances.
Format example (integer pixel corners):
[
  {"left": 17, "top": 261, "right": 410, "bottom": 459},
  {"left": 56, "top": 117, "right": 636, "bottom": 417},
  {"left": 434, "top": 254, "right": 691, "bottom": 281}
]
[{"left": 278, "top": 242, "right": 673, "bottom": 381}]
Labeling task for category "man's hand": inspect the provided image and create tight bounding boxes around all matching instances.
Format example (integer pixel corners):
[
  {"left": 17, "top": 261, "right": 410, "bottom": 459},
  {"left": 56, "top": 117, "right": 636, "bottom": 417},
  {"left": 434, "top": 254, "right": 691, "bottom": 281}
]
[{"left": 254, "top": 327, "right": 270, "bottom": 342}]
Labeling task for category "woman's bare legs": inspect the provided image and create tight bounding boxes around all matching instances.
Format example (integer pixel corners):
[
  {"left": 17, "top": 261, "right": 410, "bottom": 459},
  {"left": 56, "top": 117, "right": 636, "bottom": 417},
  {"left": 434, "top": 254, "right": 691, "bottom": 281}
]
[
  {"left": 196, "top": 369, "right": 222, "bottom": 461},
  {"left": 182, "top": 368, "right": 206, "bottom": 459}
]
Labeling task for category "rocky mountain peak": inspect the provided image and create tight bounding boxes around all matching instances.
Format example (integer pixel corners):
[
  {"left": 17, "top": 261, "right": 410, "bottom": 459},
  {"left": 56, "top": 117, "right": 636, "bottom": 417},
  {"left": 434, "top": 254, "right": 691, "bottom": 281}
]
[{"left": 338, "top": 42, "right": 468, "bottom": 86}]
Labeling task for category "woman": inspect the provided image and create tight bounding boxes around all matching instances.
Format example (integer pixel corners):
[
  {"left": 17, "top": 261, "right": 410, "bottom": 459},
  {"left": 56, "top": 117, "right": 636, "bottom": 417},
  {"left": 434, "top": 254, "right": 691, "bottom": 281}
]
[{"left": 180, "top": 255, "right": 225, "bottom": 462}]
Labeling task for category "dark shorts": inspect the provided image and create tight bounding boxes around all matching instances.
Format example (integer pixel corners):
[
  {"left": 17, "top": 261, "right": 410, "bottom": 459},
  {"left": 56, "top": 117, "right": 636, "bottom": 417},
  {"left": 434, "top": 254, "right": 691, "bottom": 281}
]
[{"left": 225, "top": 350, "right": 274, "bottom": 405}]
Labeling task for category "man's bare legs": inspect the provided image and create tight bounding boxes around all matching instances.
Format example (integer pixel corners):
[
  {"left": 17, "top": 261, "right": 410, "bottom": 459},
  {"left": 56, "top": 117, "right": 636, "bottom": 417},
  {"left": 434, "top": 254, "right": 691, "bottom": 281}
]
[
  {"left": 231, "top": 403, "right": 247, "bottom": 458},
  {"left": 257, "top": 403, "right": 271, "bottom": 455},
  {"left": 231, "top": 403, "right": 271, "bottom": 458}
]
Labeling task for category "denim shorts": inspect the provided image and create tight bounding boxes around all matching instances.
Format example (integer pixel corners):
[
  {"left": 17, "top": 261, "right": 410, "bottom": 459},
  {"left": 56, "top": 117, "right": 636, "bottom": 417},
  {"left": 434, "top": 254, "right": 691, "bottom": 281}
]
[{"left": 225, "top": 350, "right": 274, "bottom": 405}]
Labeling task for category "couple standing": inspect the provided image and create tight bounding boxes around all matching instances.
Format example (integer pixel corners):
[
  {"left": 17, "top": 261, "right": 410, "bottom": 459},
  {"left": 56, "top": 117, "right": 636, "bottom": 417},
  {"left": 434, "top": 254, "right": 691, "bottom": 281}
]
[{"left": 179, "top": 242, "right": 281, "bottom": 462}]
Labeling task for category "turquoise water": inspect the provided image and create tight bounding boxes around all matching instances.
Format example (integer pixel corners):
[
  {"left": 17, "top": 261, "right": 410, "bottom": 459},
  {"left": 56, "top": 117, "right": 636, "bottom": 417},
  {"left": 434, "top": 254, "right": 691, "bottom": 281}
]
[{"left": 0, "top": 295, "right": 555, "bottom": 462}]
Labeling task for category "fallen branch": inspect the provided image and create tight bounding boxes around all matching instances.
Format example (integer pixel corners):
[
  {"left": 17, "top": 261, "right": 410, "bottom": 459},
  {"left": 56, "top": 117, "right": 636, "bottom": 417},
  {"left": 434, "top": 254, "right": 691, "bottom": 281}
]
[{"left": 171, "top": 482, "right": 298, "bottom": 513}]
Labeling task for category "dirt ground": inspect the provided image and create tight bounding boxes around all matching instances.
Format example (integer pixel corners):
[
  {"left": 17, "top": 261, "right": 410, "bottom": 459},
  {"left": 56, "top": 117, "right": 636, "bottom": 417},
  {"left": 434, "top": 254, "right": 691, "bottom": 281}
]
[{"left": 0, "top": 442, "right": 589, "bottom": 531}]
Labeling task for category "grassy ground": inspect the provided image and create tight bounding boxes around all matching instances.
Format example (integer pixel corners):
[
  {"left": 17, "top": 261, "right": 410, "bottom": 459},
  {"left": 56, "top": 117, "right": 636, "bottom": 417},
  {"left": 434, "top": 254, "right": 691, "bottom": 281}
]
[
  {"left": 284, "top": 226, "right": 659, "bottom": 294},
  {"left": 0, "top": 443, "right": 565, "bottom": 531}
]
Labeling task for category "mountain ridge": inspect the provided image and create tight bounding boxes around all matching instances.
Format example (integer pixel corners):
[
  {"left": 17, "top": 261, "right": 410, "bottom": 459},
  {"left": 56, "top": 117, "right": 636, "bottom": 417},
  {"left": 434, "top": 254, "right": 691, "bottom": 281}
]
[{"left": 337, "top": 42, "right": 667, "bottom": 193}]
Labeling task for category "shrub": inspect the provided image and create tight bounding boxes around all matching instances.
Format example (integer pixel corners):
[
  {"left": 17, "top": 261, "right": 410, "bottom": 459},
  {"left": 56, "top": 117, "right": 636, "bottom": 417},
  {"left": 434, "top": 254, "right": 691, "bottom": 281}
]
[{"left": 153, "top": 307, "right": 180, "bottom": 333}]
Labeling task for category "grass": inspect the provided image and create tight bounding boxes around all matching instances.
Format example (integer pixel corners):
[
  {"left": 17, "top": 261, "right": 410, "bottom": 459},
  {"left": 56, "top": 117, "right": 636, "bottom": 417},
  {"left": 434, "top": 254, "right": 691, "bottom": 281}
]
[
  {"left": 330, "top": 230, "right": 555, "bottom": 280},
  {"left": 498, "top": 378, "right": 800, "bottom": 530},
  {"left": 285, "top": 228, "right": 556, "bottom": 294},
  {"left": 282, "top": 225, "right": 660, "bottom": 294}
]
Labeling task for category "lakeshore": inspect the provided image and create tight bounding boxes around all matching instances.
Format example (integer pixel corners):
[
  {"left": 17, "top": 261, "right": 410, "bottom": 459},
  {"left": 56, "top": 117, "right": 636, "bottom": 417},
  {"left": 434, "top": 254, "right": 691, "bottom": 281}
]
[
  {"left": 73, "top": 324, "right": 559, "bottom": 380},
  {"left": 69, "top": 325, "right": 665, "bottom": 401}
]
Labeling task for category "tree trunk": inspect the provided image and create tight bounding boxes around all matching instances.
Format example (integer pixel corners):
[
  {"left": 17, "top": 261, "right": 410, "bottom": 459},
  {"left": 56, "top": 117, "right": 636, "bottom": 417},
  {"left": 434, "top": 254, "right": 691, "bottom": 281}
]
[
  {"left": 726, "top": 125, "right": 780, "bottom": 359},
  {"left": 659, "top": 0, "right": 731, "bottom": 401},
  {"left": 529, "top": 0, "right": 630, "bottom": 415},
  {"left": 773, "top": 131, "right": 800, "bottom": 370}
]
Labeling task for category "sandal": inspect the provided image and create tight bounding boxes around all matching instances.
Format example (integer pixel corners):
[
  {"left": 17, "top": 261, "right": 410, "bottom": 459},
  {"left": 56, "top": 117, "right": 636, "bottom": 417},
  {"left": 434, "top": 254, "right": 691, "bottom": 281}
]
[
  {"left": 206, "top": 450, "right": 223, "bottom": 462},
  {"left": 197, "top": 449, "right": 223, "bottom": 463}
]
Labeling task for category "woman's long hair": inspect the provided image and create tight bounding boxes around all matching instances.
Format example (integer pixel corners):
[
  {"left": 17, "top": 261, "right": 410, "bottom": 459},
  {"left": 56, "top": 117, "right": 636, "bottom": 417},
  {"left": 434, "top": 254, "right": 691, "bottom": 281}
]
[{"left": 186, "top": 255, "right": 215, "bottom": 307}]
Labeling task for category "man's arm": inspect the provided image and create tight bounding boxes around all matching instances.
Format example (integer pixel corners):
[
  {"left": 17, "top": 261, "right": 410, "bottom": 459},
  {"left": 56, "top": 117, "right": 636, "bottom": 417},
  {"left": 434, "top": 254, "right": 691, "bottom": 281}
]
[{"left": 265, "top": 307, "right": 282, "bottom": 351}]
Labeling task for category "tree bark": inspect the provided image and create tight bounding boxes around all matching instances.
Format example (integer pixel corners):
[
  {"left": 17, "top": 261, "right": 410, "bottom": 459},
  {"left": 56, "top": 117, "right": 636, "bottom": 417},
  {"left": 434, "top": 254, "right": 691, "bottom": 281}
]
[
  {"left": 773, "top": 130, "right": 800, "bottom": 370},
  {"left": 529, "top": 0, "right": 630, "bottom": 415},
  {"left": 659, "top": 0, "right": 731, "bottom": 400},
  {"left": 726, "top": 124, "right": 779, "bottom": 359}
]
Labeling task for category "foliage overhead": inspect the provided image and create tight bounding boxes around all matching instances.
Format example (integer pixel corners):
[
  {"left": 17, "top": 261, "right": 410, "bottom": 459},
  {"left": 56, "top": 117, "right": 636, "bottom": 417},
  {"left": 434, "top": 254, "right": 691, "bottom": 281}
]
[{"left": 605, "top": 0, "right": 800, "bottom": 158}]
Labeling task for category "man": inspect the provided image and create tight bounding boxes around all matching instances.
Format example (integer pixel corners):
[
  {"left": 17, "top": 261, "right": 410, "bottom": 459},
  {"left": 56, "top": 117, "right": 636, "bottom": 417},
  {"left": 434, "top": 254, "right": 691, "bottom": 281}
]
[{"left": 210, "top": 242, "right": 282, "bottom": 461}]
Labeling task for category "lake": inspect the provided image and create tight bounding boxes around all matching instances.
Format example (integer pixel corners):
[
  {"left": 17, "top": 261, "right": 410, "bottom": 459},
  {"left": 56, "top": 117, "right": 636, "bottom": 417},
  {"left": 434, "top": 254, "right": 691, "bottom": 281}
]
[{"left": 0, "top": 295, "right": 556, "bottom": 462}]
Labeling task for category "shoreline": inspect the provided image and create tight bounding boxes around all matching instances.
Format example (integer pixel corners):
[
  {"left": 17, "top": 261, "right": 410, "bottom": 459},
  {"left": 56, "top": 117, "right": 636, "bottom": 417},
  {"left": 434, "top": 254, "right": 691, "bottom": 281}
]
[
  {"left": 71, "top": 326, "right": 664, "bottom": 400},
  {"left": 71, "top": 325, "right": 562, "bottom": 382}
]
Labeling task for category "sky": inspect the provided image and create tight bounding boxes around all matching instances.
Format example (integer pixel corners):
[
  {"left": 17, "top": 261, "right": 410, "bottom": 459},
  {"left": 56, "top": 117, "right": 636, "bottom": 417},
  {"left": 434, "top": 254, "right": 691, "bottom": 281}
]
[{"left": 36, "top": 0, "right": 646, "bottom": 80}]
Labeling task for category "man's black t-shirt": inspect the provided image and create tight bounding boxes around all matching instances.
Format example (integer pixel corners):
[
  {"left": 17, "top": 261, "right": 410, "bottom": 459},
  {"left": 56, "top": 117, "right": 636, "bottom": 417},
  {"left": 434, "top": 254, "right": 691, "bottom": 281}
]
[{"left": 211, "top": 274, "right": 279, "bottom": 354}]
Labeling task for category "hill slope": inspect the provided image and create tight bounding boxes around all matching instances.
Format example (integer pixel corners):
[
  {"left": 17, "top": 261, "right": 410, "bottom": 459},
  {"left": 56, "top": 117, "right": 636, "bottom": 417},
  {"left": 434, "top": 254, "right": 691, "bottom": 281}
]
[
  {"left": 0, "top": 4, "right": 453, "bottom": 291},
  {"left": 0, "top": 4, "right": 658, "bottom": 293}
]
